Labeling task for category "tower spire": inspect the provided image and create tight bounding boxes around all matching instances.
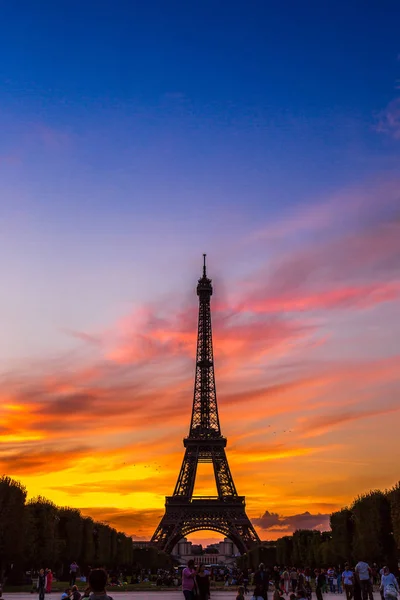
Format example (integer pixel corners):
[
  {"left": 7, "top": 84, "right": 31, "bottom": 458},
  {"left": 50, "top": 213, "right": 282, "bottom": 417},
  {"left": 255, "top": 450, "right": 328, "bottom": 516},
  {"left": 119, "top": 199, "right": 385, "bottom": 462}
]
[{"left": 203, "top": 253, "right": 207, "bottom": 278}]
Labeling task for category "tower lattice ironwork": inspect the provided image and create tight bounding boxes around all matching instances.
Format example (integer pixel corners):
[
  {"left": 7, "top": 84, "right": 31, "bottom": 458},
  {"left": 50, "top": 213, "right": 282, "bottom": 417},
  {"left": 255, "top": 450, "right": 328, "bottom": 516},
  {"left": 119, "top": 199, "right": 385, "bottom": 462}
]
[{"left": 151, "top": 255, "right": 260, "bottom": 554}]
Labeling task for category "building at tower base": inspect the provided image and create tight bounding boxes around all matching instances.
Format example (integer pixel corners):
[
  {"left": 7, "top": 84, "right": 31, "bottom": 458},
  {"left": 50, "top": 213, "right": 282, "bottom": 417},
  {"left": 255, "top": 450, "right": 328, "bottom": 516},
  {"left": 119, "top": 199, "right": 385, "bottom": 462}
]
[{"left": 171, "top": 537, "right": 240, "bottom": 566}]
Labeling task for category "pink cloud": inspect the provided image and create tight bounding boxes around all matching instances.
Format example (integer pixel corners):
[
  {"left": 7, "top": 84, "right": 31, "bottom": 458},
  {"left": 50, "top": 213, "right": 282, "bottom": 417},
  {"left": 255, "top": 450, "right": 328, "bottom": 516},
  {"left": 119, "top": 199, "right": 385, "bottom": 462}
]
[
  {"left": 253, "top": 510, "right": 330, "bottom": 534},
  {"left": 377, "top": 98, "right": 400, "bottom": 139}
]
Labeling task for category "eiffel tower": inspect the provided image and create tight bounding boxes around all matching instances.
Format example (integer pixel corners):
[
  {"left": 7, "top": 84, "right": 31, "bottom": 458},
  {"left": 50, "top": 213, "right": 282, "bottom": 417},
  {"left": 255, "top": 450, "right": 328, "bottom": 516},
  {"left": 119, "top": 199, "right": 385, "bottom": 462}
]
[{"left": 151, "top": 255, "right": 260, "bottom": 554}]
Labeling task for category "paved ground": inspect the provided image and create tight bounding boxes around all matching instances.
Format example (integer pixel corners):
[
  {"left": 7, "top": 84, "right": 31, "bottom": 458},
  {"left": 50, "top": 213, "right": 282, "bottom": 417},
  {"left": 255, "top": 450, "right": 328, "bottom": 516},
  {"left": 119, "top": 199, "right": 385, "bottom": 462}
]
[{"left": 2, "top": 593, "right": 384, "bottom": 600}]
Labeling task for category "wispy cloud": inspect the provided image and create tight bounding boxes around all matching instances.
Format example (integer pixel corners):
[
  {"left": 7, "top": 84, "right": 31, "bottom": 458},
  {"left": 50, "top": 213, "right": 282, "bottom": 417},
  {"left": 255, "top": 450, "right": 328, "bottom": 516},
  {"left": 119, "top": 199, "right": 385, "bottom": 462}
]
[{"left": 377, "top": 98, "right": 400, "bottom": 139}]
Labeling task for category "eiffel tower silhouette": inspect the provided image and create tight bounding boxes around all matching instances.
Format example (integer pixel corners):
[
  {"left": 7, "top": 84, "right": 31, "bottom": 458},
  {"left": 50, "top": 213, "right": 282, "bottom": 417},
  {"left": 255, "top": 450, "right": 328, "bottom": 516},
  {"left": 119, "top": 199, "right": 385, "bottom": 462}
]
[{"left": 151, "top": 255, "right": 260, "bottom": 554}]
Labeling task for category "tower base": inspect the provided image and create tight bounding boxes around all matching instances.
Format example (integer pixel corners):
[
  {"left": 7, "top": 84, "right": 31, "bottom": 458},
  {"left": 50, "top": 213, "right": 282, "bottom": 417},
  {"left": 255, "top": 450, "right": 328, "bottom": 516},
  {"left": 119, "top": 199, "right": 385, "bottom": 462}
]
[{"left": 151, "top": 496, "right": 259, "bottom": 554}]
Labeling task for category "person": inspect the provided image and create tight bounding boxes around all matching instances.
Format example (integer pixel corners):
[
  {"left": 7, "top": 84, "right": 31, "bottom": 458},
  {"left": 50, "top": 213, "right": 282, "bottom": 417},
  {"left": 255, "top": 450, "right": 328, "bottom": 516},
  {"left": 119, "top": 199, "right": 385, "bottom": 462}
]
[
  {"left": 342, "top": 564, "right": 354, "bottom": 600},
  {"left": 243, "top": 571, "right": 249, "bottom": 594},
  {"left": 327, "top": 569, "right": 335, "bottom": 594},
  {"left": 315, "top": 571, "right": 325, "bottom": 600},
  {"left": 196, "top": 564, "right": 210, "bottom": 600},
  {"left": 46, "top": 570, "right": 53, "bottom": 594},
  {"left": 237, "top": 586, "right": 245, "bottom": 600},
  {"left": 282, "top": 569, "right": 290, "bottom": 596},
  {"left": 380, "top": 568, "right": 386, "bottom": 600},
  {"left": 290, "top": 570, "right": 298, "bottom": 594},
  {"left": 353, "top": 577, "right": 362, "bottom": 600},
  {"left": 71, "top": 586, "right": 81, "bottom": 600},
  {"left": 355, "top": 561, "right": 373, "bottom": 600},
  {"left": 337, "top": 571, "right": 342, "bottom": 595},
  {"left": 70, "top": 563, "right": 79, "bottom": 587},
  {"left": 88, "top": 569, "right": 113, "bottom": 600},
  {"left": 61, "top": 589, "right": 71, "bottom": 600},
  {"left": 38, "top": 569, "right": 47, "bottom": 600},
  {"left": 182, "top": 560, "right": 198, "bottom": 600},
  {"left": 253, "top": 563, "right": 269, "bottom": 600},
  {"left": 371, "top": 566, "right": 379, "bottom": 588},
  {"left": 273, "top": 568, "right": 281, "bottom": 591},
  {"left": 273, "top": 586, "right": 283, "bottom": 600},
  {"left": 380, "top": 567, "right": 399, "bottom": 600},
  {"left": 304, "top": 569, "right": 312, "bottom": 600},
  {"left": 297, "top": 572, "right": 305, "bottom": 595}
]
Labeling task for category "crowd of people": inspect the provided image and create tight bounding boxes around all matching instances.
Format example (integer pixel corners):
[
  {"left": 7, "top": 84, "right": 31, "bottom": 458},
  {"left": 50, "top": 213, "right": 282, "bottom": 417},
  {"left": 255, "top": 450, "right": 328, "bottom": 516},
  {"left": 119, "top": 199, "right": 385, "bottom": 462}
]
[
  {"left": 31, "top": 559, "right": 399, "bottom": 600},
  {"left": 180, "top": 560, "right": 400, "bottom": 600},
  {"left": 37, "top": 569, "right": 113, "bottom": 600}
]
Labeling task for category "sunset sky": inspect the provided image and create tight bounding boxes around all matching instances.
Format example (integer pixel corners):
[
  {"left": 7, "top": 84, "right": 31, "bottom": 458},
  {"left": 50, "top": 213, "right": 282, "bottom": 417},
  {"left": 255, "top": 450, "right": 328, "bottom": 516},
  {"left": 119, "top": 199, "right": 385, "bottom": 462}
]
[{"left": 1, "top": 1, "right": 400, "bottom": 545}]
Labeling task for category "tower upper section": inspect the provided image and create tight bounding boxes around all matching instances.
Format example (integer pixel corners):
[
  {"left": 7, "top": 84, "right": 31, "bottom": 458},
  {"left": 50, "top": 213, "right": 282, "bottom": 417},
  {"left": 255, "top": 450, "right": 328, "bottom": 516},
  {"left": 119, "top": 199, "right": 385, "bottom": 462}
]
[{"left": 188, "top": 255, "right": 222, "bottom": 439}]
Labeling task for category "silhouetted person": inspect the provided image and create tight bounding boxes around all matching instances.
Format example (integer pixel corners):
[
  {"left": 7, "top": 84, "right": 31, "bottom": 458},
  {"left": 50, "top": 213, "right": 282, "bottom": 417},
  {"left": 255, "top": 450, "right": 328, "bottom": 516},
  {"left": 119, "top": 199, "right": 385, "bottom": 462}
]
[
  {"left": 355, "top": 561, "right": 373, "bottom": 600},
  {"left": 37, "top": 569, "right": 46, "bottom": 600},
  {"left": 70, "top": 563, "right": 79, "bottom": 587},
  {"left": 315, "top": 571, "right": 325, "bottom": 600},
  {"left": 88, "top": 569, "right": 113, "bottom": 600},
  {"left": 380, "top": 566, "right": 399, "bottom": 600},
  {"left": 342, "top": 564, "right": 354, "bottom": 600},
  {"left": 196, "top": 564, "right": 210, "bottom": 600},
  {"left": 182, "top": 560, "right": 198, "bottom": 600},
  {"left": 254, "top": 563, "right": 269, "bottom": 600}
]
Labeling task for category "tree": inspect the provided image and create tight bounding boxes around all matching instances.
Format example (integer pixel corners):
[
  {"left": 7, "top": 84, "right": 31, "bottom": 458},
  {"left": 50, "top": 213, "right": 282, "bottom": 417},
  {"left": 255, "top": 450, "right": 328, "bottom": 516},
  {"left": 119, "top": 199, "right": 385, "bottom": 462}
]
[
  {"left": 352, "top": 491, "right": 396, "bottom": 568},
  {"left": 292, "top": 530, "right": 320, "bottom": 566},
  {"left": 276, "top": 536, "right": 293, "bottom": 566},
  {"left": 96, "top": 523, "right": 113, "bottom": 566},
  {"left": 58, "top": 507, "right": 83, "bottom": 577},
  {"left": 387, "top": 482, "right": 400, "bottom": 554},
  {"left": 318, "top": 532, "right": 335, "bottom": 566},
  {"left": 132, "top": 547, "right": 172, "bottom": 571},
  {"left": 116, "top": 532, "right": 133, "bottom": 566},
  {"left": 0, "top": 476, "right": 27, "bottom": 580},
  {"left": 24, "top": 497, "right": 60, "bottom": 569},
  {"left": 81, "top": 517, "right": 95, "bottom": 567},
  {"left": 330, "top": 508, "right": 353, "bottom": 564}
]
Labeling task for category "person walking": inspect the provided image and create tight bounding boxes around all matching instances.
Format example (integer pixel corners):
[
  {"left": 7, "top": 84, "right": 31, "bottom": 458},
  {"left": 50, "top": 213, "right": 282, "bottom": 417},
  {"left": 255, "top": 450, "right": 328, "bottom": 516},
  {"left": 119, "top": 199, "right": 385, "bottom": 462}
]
[
  {"left": 253, "top": 563, "right": 270, "bottom": 600},
  {"left": 353, "top": 577, "right": 362, "bottom": 600},
  {"left": 282, "top": 569, "right": 290, "bottom": 596},
  {"left": 380, "top": 567, "right": 399, "bottom": 600},
  {"left": 355, "top": 561, "right": 373, "bottom": 600},
  {"left": 327, "top": 569, "right": 335, "bottom": 594},
  {"left": 243, "top": 570, "right": 250, "bottom": 594},
  {"left": 46, "top": 570, "right": 53, "bottom": 594},
  {"left": 342, "top": 564, "right": 354, "bottom": 600},
  {"left": 337, "top": 571, "right": 342, "bottom": 595},
  {"left": 290, "top": 570, "right": 298, "bottom": 593},
  {"left": 70, "top": 563, "right": 79, "bottom": 587},
  {"left": 315, "top": 571, "right": 325, "bottom": 600},
  {"left": 37, "top": 569, "right": 47, "bottom": 600},
  {"left": 196, "top": 564, "right": 210, "bottom": 600},
  {"left": 182, "top": 560, "right": 198, "bottom": 600}
]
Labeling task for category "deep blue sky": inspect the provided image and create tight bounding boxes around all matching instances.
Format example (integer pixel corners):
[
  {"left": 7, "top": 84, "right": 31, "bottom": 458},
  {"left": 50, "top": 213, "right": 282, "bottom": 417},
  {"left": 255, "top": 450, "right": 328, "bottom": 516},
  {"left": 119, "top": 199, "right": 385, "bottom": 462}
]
[
  {"left": 0, "top": 0, "right": 399, "bottom": 359},
  {"left": 1, "top": 1, "right": 399, "bottom": 207}
]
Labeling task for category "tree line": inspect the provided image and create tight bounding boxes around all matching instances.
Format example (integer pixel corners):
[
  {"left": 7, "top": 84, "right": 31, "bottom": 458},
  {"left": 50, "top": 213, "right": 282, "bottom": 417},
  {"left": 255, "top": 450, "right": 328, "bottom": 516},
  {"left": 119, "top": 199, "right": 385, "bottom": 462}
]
[
  {"left": 0, "top": 475, "right": 134, "bottom": 583},
  {"left": 239, "top": 483, "right": 400, "bottom": 571}
]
